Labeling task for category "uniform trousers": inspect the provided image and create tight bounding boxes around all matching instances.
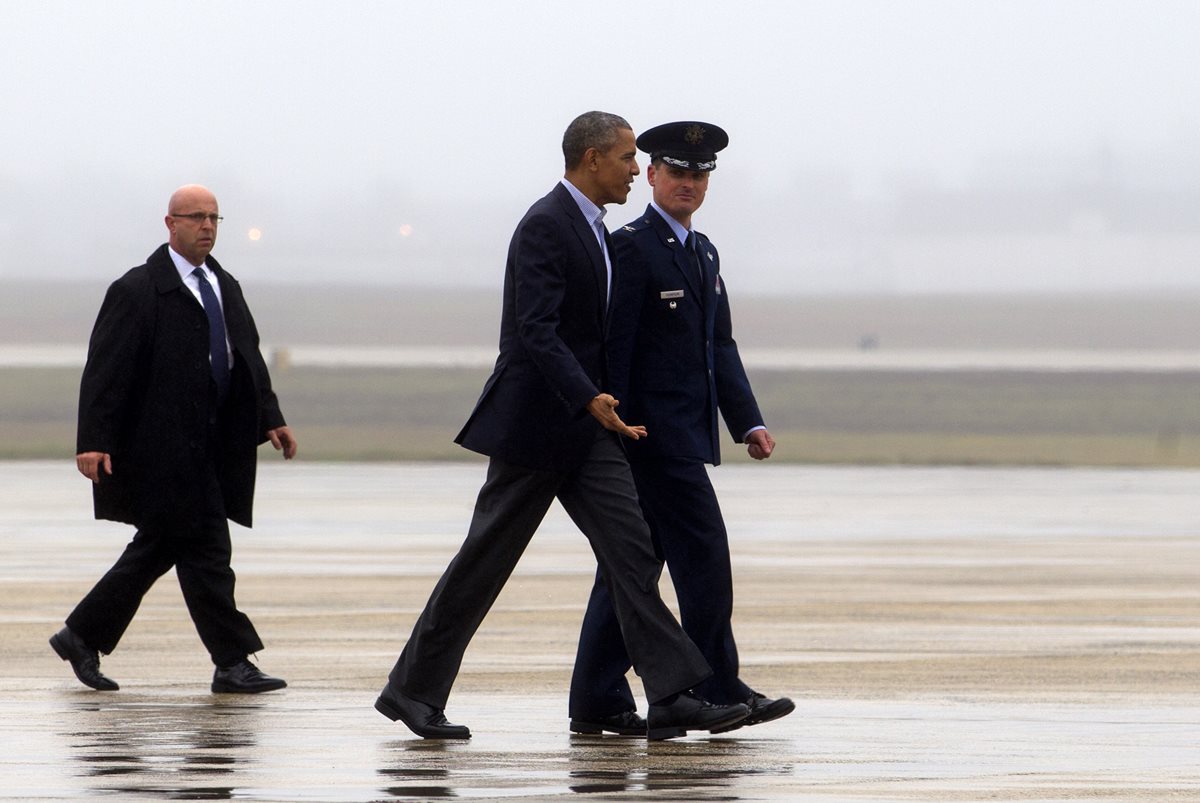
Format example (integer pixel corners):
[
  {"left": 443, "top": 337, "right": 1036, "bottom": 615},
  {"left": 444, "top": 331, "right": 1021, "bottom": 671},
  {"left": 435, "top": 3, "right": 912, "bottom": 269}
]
[
  {"left": 570, "top": 456, "right": 753, "bottom": 718},
  {"left": 386, "top": 430, "right": 711, "bottom": 708}
]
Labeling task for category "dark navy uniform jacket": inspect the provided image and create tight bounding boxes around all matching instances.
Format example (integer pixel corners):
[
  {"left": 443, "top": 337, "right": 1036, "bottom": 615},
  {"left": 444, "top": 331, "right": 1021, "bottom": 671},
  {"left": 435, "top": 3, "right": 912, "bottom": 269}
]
[{"left": 608, "top": 205, "right": 762, "bottom": 466}]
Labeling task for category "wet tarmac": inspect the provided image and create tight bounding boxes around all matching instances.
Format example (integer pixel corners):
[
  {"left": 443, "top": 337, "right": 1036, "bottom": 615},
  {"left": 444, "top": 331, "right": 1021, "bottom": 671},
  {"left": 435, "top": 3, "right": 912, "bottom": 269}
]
[{"left": 2, "top": 461, "right": 1198, "bottom": 801}]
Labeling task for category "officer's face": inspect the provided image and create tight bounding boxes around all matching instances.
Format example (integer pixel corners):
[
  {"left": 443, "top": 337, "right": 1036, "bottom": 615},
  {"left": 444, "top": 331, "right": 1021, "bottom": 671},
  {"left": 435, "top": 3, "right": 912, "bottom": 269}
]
[
  {"left": 590, "top": 127, "right": 640, "bottom": 206},
  {"left": 648, "top": 162, "right": 709, "bottom": 224}
]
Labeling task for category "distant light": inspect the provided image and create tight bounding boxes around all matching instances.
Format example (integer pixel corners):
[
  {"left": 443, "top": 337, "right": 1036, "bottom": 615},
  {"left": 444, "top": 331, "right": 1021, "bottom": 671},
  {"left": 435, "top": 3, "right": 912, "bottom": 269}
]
[
  {"left": 398, "top": 224, "right": 414, "bottom": 237},
  {"left": 248, "top": 228, "right": 263, "bottom": 242}
]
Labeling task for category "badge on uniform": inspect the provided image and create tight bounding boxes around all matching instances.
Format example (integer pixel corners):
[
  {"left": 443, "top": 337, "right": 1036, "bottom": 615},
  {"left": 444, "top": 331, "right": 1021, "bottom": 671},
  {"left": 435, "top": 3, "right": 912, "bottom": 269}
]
[{"left": 660, "top": 290, "right": 684, "bottom": 299}]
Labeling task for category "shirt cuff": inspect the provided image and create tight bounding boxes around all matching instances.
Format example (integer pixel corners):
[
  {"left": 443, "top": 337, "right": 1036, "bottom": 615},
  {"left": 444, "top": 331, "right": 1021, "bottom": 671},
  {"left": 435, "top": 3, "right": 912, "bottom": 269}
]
[{"left": 742, "top": 425, "right": 766, "bottom": 441}]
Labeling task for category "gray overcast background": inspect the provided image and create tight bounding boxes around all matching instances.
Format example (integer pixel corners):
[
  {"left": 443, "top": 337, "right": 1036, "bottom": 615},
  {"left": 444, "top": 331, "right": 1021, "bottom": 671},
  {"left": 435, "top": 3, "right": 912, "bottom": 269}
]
[{"left": 2, "top": 0, "right": 1199, "bottom": 294}]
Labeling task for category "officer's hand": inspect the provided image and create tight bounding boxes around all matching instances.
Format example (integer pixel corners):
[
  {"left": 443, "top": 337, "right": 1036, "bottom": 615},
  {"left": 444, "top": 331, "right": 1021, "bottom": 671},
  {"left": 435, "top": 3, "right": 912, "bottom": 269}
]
[
  {"left": 586, "top": 394, "right": 648, "bottom": 441},
  {"left": 268, "top": 426, "right": 298, "bottom": 460},
  {"left": 76, "top": 451, "right": 112, "bottom": 483},
  {"left": 746, "top": 428, "right": 775, "bottom": 460}
]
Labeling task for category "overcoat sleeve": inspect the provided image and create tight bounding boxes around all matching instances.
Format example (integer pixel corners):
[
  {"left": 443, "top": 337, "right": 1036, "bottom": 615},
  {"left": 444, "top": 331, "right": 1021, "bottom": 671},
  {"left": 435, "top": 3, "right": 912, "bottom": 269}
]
[{"left": 76, "top": 279, "right": 151, "bottom": 455}]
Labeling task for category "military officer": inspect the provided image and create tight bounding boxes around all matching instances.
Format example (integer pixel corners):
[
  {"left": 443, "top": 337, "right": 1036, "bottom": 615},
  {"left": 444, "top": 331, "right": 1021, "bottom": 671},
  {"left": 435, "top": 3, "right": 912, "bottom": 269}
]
[{"left": 568, "top": 121, "right": 794, "bottom": 735}]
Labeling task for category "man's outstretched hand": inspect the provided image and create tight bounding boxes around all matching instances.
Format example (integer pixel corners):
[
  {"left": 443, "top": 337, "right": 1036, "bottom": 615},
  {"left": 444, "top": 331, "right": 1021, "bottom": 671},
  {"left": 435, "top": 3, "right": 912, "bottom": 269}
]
[{"left": 587, "top": 394, "right": 647, "bottom": 440}]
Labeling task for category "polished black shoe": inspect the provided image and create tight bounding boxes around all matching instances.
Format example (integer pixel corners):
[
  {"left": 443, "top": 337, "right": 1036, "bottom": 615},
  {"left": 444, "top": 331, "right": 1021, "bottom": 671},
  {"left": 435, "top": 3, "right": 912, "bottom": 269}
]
[
  {"left": 646, "top": 691, "right": 749, "bottom": 741},
  {"left": 49, "top": 627, "right": 119, "bottom": 691},
  {"left": 375, "top": 686, "right": 470, "bottom": 739},
  {"left": 569, "top": 710, "right": 646, "bottom": 736},
  {"left": 211, "top": 659, "right": 287, "bottom": 694},
  {"left": 710, "top": 692, "right": 796, "bottom": 734}
]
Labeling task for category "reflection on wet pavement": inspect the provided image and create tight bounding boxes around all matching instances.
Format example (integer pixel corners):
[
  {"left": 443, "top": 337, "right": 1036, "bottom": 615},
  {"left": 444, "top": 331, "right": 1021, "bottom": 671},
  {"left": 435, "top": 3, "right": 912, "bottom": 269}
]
[
  {"left": 3, "top": 462, "right": 1198, "bottom": 800},
  {"left": 64, "top": 698, "right": 261, "bottom": 799},
  {"left": 376, "top": 736, "right": 795, "bottom": 799}
]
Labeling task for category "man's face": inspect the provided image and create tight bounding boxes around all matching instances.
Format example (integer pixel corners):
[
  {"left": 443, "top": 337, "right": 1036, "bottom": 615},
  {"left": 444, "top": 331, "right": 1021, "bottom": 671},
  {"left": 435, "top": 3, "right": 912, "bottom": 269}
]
[
  {"left": 166, "top": 189, "right": 220, "bottom": 266},
  {"left": 592, "top": 128, "right": 640, "bottom": 206},
  {"left": 648, "top": 162, "right": 709, "bottom": 224}
]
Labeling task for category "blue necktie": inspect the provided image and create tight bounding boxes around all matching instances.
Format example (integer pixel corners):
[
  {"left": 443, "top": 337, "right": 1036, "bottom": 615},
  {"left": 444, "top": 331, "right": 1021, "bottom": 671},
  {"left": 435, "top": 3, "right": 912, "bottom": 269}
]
[{"left": 192, "top": 268, "right": 230, "bottom": 401}]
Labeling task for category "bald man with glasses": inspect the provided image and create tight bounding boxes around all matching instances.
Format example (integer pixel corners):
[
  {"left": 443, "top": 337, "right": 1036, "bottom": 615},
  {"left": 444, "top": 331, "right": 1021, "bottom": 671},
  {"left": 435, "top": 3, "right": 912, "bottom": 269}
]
[{"left": 50, "top": 184, "right": 297, "bottom": 695}]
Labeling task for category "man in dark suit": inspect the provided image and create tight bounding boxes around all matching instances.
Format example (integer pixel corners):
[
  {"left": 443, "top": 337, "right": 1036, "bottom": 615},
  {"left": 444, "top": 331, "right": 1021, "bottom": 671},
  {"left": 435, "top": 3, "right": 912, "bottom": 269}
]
[
  {"left": 374, "top": 112, "right": 749, "bottom": 741},
  {"left": 570, "top": 121, "right": 795, "bottom": 733},
  {"left": 50, "top": 184, "right": 296, "bottom": 694}
]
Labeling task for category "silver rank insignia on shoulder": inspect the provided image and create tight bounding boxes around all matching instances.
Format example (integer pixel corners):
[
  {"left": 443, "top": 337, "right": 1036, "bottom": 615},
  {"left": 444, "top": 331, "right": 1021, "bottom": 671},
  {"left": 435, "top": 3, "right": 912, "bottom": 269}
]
[{"left": 706, "top": 251, "right": 714, "bottom": 261}]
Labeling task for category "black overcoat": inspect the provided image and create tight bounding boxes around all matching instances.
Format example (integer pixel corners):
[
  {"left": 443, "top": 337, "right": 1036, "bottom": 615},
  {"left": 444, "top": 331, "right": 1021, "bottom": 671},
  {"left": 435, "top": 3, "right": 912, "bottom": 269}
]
[{"left": 76, "top": 244, "right": 286, "bottom": 528}]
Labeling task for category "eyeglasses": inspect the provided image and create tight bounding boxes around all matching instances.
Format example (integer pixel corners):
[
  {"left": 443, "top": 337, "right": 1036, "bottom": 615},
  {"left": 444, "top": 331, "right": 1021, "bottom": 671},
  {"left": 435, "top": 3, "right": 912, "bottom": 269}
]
[{"left": 171, "top": 212, "right": 223, "bottom": 225}]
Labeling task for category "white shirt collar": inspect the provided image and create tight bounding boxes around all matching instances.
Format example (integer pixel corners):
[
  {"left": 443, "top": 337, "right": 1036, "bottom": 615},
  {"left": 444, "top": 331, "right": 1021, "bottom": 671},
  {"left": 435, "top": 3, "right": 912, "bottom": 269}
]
[
  {"left": 168, "top": 245, "right": 213, "bottom": 283},
  {"left": 560, "top": 179, "right": 606, "bottom": 231}
]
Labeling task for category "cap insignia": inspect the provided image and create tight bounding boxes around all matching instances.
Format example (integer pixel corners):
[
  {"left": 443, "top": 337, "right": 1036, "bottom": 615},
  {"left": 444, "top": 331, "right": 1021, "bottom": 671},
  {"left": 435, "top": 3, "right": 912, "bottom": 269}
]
[{"left": 684, "top": 124, "right": 706, "bottom": 144}]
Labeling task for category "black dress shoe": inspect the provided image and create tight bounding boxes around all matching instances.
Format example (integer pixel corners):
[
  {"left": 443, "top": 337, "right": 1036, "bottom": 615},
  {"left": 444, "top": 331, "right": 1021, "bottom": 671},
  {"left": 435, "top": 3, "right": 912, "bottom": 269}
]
[
  {"left": 211, "top": 660, "right": 287, "bottom": 693},
  {"left": 569, "top": 710, "right": 646, "bottom": 736},
  {"left": 49, "top": 627, "right": 119, "bottom": 691},
  {"left": 375, "top": 686, "right": 470, "bottom": 739},
  {"left": 710, "top": 692, "right": 796, "bottom": 733},
  {"left": 646, "top": 691, "right": 749, "bottom": 741}
]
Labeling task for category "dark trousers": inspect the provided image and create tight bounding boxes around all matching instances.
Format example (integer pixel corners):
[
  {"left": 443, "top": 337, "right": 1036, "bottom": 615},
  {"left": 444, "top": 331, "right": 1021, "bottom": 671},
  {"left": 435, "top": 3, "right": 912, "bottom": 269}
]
[
  {"left": 569, "top": 456, "right": 752, "bottom": 717},
  {"left": 386, "top": 431, "right": 711, "bottom": 708},
  {"left": 65, "top": 462, "right": 263, "bottom": 667}
]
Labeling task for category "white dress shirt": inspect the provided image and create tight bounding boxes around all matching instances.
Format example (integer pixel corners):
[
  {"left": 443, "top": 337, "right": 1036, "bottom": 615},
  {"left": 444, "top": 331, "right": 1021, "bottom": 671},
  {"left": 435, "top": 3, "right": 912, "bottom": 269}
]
[{"left": 168, "top": 246, "right": 232, "bottom": 369}]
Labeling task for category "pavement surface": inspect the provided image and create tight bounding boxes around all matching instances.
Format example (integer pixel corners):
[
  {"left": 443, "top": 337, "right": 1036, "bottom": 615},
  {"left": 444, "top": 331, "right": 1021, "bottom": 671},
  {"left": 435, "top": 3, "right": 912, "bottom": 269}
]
[{"left": 2, "top": 461, "right": 1198, "bottom": 801}]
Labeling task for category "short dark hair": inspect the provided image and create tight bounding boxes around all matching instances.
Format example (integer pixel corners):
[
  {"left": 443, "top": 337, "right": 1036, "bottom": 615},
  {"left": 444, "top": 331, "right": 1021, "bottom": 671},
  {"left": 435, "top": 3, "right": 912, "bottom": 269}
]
[{"left": 562, "top": 111, "right": 632, "bottom": 170}]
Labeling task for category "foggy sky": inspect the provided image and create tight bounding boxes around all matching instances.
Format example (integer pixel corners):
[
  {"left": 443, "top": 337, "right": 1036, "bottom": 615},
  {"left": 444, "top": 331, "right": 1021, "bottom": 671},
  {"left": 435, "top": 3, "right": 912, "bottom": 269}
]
[{"left": 2, "top": 0, "right": 1199, "bottom": 293}]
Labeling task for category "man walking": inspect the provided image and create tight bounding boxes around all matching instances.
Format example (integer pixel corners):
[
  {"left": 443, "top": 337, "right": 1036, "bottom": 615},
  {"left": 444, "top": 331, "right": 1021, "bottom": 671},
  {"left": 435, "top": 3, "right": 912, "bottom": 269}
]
[
  {"left": 51, "top": 184, "right": 296, "bottom": 694},
  {"left": 570, "top": 122, "right": 794, "bottom": 734},
  {"left": 374, "top": 112, "right": 749, "bottom": 741}
]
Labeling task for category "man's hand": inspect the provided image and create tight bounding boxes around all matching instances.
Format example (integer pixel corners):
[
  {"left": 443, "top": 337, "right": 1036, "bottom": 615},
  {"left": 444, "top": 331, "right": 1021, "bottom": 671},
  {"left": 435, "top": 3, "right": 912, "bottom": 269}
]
[
  {"left": 586, "top": 394, "right": 648, "bottom": 441},
  {"left": 76, "top": 451, "right": 112, "bottom": 484},
  {"left": 746, "top": 428, "right": 775, "bottom": 460},
  {"left": 267, "top": 426, "right": 298, "bottom": 459}
]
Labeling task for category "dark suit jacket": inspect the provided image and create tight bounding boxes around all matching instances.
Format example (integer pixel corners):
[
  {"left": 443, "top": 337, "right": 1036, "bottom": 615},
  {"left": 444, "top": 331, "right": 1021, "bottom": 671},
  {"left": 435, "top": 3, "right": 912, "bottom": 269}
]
[
  {"left": 608, "top": 205, "right": 762, "bottom": 465},
  {"left": 456, "top": 183, "right": 612, "bottom": 471},
  {"left": 77, "top": 244, "right": 286, "bottom": 528}
]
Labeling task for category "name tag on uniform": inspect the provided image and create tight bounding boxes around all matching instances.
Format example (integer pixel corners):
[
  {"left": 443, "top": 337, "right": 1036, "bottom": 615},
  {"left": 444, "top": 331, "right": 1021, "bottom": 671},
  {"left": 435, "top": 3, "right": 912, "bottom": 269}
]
[{"left": 660, "top": 289, "right": 685, "bottom": 299}]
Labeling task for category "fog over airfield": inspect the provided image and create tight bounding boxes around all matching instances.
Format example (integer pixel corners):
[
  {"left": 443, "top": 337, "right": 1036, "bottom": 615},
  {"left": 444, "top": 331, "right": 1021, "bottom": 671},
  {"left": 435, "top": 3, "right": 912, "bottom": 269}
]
[{"left": 2, "top": 0, "right": 1199, "bottom": 294}]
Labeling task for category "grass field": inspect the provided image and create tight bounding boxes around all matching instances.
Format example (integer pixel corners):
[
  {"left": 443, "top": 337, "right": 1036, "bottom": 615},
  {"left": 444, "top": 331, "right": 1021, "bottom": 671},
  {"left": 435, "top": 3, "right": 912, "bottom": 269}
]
[{"left": 5, "top": 365, "right": 1198, "bottom": 466}]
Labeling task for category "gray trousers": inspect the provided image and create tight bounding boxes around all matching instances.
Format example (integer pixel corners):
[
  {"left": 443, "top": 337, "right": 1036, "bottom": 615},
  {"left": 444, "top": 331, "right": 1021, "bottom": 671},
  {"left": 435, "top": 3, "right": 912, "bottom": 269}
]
[{"left": 386, "top": 431, "right": 711, "bottom": 707}]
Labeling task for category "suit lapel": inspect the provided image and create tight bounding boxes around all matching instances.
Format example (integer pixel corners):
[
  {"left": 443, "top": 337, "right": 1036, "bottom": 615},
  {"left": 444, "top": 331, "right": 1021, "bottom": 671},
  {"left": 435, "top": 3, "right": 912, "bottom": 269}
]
[
  {"left": 554, "top": 184, "right": 610, "bottom": 321},
  {"left": 696, "top": 235, "right": 717, "bottom": 326}
]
